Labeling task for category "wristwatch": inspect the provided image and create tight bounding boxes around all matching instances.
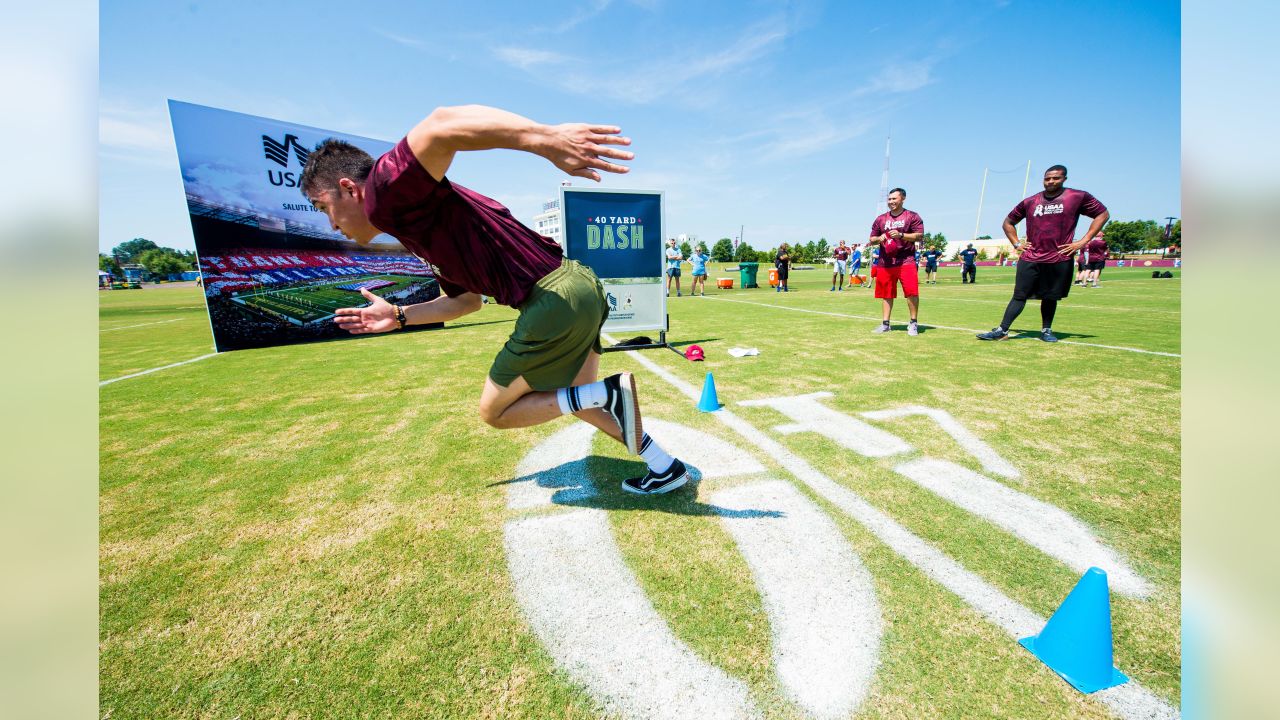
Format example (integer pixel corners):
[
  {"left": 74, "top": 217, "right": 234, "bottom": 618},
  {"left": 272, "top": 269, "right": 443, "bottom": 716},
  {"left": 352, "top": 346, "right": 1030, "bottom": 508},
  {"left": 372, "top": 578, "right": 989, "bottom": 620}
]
[{"left": 394, "top": 304, "right": 406, "bottom": 330}]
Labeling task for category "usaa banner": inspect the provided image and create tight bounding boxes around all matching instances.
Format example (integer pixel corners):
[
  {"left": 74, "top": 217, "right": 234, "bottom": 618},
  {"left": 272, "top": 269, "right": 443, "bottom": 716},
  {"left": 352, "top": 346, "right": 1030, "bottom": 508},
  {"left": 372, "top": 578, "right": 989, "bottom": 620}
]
[
  {"left": 560, "top": 187, "right": 666, "bottom": 334},
  {"left": 168, "top": 100, "right": 442, "bottom": 352}
]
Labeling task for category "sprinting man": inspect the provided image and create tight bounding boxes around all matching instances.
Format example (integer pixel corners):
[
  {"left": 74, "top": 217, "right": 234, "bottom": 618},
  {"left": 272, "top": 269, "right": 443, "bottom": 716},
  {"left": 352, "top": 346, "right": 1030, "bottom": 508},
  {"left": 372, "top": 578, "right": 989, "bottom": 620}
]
[
  {"left": 1084, "top": 230, "right": 1108, "bottom": 287},
  {"left": 831, "top": 240, "right": 851, "bottom": 291},
  {"left": 774, "top": 243, "right": 791, "bottom": 292},
  {"left": 867, "top": 188, "right": 924, "bottom": 335},
  {"left": 922, "top": 246, "right": 942, "bottom": 284},
  {"left": 959, "top": 243, "right": 978, "bottom": 283},
  {"left": 689, "top": 243, "right": 709, "bottom": 296},
  {"left": 665, "top": 238, "right": 684, "bottom": 297},
  {"left": 303, "top": 104, "right": 688, "bottom": 494},
  {"left": 977, "top": 164, "right": 1110, "bottom": 343}
]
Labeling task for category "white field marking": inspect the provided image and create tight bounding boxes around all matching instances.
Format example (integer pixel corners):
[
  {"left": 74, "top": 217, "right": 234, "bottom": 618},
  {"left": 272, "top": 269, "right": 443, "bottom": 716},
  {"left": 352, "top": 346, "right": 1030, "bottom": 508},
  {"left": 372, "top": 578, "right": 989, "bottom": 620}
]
[
  {"left": 713, "top": 481, "right": 882, "bottom": 719},
  {"left": 507, "top": 423, "right": 598, "bottom": 510},
  {"left": 894, "top": 458, "right": 1151, "bottom": 598},
  {"left": 700, "top": 296, "right": 1181, "bottom": 358},
  {"left": 99, "top": 353, "right": 218, "bottom": 386},
  {"left": 604, "top": 334, "right": 1179, "bottom": 720},
  {"left": 505, "top": 512, "right": 759, "bottom": 720},
  {"left": 644, "top": 418, "right": 765, "bottom": 477},
  {"left": 99, "top": 318, "right": 182, "bottom": 332},
  {"left": 928, "top": 296, "right": 1181, "bottom": 315},
  {"left": 862, "top": 405, "right": 1020, "bottom": 479},
  {"left": 739, "top": 392, "right": 913, "bottom": 458}
]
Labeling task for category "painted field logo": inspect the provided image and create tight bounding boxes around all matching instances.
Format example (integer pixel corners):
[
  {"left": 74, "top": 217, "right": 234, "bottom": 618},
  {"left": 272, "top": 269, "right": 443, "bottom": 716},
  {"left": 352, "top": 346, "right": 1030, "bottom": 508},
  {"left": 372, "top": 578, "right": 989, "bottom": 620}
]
[
  {"left": 504, "top": 419, "right": 882, "bottom": 720},
  {"left": 584, "top": 215, "right": 644, "bottom": 250},
  {"left": 262, "top": 133, "right": 310, "bottom": 187}
]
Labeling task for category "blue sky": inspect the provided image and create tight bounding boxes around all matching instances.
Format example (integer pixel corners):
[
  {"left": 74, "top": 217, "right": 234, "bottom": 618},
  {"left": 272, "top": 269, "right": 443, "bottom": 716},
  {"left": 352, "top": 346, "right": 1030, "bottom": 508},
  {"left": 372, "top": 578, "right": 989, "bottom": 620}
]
[{"left": 100, "top": 0, "right": 1179, "bottom": 255}]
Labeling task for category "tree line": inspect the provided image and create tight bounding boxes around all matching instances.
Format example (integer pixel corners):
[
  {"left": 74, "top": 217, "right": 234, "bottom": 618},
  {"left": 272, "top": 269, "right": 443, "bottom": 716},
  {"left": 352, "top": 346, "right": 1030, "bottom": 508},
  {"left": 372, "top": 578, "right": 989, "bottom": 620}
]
[{"left": 99, "top": 238, "right": 197, "bottom": 280}]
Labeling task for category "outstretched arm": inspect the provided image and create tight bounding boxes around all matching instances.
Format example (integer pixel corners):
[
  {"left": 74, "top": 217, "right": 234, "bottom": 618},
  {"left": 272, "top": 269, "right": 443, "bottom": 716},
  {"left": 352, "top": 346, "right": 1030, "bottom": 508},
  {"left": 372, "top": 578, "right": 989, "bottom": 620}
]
[
  {"left": 406, "top": 105, "right": 634, "bottom": 182},
  {"left": 333, "top": 288, "right": 482, "bottom": 334}
]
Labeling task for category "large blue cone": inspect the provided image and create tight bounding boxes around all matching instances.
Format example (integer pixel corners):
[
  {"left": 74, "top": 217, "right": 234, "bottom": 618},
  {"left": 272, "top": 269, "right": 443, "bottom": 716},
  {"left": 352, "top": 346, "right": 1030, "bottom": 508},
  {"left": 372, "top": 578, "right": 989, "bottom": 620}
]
[
  {"left": 698, "top": 372, "right": 721, "bottom": 412},
  {"left": 1019, "top": 567, "right": 1129, "bottom": 693}
]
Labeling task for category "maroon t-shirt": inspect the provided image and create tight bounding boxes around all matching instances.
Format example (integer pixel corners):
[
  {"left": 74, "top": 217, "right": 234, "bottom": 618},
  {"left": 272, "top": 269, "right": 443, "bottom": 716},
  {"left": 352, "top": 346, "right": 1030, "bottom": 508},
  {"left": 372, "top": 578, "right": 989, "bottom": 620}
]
[
  {"left": 1006, "top": 189, "right": 1107, "bottom": 264},
  {"left": 832, "top": 245, "right": 850, "bottom": 262},
  {"left": 363, "top": 138, "right": 564, "bottom": 307},
  {"left": 1086, "top": 236, "right": 1108, "bottom": 263},
  {"left": 869, "top": 210, "right": 924, "bottom": 268}
]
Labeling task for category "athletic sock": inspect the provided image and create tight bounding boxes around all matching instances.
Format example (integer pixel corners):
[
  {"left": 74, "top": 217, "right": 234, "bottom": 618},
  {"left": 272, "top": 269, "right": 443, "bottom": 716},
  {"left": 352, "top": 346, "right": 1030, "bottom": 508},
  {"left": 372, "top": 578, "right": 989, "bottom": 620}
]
[
  {"left": 638, "top": 433, "right": 675, "bottom": 472},
  {"left": 882, "top": 320, "right": 890, "bottom": 326},
  {"left": 555, "top": 380, "right": 609, "bottom": 415}
]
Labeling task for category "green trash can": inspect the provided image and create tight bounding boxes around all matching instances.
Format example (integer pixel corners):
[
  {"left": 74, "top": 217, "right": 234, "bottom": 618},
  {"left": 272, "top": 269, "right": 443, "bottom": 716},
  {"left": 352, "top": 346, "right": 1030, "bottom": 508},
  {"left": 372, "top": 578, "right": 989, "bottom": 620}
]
[{"left": 738, "top": 262, "right": 760, "bottom": 288}]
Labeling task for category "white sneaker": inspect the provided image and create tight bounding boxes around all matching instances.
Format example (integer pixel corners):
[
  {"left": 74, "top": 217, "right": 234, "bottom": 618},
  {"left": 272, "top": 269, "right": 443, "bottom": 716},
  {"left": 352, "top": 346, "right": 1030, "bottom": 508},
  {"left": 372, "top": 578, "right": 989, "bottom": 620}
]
[{"left": 908, "top": 322, "right": 919, "bottom": 336}]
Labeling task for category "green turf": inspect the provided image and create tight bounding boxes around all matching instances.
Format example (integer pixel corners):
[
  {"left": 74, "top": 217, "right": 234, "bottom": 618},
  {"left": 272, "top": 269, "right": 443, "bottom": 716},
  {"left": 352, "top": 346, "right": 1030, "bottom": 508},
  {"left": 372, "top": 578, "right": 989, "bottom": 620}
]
[
  {"left": 236, "top": 274, "right": 434, "bottom": 324},
  {"left": 100, "top": 264, "right": 1179, "bottom": 719}
]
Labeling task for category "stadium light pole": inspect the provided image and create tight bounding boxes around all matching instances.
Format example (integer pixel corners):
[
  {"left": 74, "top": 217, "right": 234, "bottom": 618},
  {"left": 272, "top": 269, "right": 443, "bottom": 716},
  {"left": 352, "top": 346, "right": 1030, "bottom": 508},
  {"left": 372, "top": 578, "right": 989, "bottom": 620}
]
[
  {"left": 972, "top": 167, "right": 989, "bottom": 242},
  {"left": 1163, "top": 216, "right": 1178, "bottom": 258}
]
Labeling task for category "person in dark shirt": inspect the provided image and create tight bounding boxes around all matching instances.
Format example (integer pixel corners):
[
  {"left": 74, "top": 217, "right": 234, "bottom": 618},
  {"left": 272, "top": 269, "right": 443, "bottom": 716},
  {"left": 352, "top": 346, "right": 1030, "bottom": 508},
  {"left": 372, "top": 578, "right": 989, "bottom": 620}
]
[
  {"left": 299, "top": 104, "right": 688, "bottom": 494},
  {"left": 977, "top": 165, "right": 1109, "bottom": 343},
  {"left": 959, "top": 244, "right": 978, "bottom": 284},
  {"left": 775, "top": 243, "right": 791, "bottom": 292},
  {"left": 1084, "top": 231, "right": 1108, "bottom": 288},
  {"left": 922, "top": 248, "right": 942, "bottom": 284},
  {"left": 866, "top": 188, "right": 925, "bottom": 335}
]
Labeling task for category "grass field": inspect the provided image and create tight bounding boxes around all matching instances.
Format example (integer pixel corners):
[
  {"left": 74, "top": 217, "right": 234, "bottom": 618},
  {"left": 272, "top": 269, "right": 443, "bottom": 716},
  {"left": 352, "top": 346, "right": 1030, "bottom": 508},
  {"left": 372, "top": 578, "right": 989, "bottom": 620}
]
[
  {"left": 100, "top": 264, "right": 1180, "bottom": 719},
  {"left": 235, "top": 274, "right": 433, "bottom": 324}
]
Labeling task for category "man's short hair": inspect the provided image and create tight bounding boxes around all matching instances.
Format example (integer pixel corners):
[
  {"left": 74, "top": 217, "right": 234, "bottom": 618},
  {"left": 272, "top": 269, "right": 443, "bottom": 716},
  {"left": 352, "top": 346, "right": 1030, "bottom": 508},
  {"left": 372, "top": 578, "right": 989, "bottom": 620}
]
[
  {"left": 1044, "top": 164, "right": 1068, "bottom": 177},
  {"left": 299, "top": 139, "right": 375, "bottom": 198},
  {"left": 888, "top": 187, "right": 906, "bottom": 197}
]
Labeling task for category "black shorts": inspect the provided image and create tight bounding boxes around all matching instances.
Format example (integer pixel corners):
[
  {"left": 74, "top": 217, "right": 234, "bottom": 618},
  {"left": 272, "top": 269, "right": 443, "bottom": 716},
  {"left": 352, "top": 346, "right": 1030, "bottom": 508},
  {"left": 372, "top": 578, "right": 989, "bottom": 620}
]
[
  {"left": 776, "top": 267, "right": 789, "bottom": 280},
  {"left": 1012, "top": 260, "right": 1073, "bottom": 301},
  {"left": 1086, "top": 260, "right": 1106, "bottom": 271},
  {"left": 925, "top": 264, "right": 938, "bottom": 273},
  {"left": 667, "top": 267, "right": 681, "bottom": 278}
]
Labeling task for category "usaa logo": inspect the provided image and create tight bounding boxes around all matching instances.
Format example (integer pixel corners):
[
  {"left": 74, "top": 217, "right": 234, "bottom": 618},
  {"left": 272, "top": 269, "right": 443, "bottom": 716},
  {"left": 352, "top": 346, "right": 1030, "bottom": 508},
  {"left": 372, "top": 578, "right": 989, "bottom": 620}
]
[
  {"left": 263, "top": 133, "right": 310, "bottom": 188},
  {"left": 585, "top": 215, "right": 645, "bottom": 250}
]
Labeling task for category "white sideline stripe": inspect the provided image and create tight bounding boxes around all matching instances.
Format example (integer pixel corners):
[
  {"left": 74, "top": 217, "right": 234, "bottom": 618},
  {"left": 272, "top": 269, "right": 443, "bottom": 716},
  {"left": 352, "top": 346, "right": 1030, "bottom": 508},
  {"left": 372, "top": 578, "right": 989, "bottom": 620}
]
[
  {"left": 929, "top": 296, "right": 1180, "bottom": 315},
  {"left": 700, "top": 296, "right": 1181, "bottom": 358},
  {"left": 99, "top": 353, "right": 218, "bottom": 386},
  {"left": 862, "top": 405, "right": 1020, "bottom": 479},
  {"left": 894, "top": 458, "right": 1151, "bottom": 598},
  {"left": 740, "top": 392, "right": 913, "bottom": 458},
  {"left": 504, "top": 512, "right": 758, "bottom": 720},
  {"left": 605, "top": 334, "right": 1178, "bottom": 720},
  {"left": 507, "top": 423, "right": 598, "bottom": 509},
  {"left": 99, "top": 318, "right": 182, "bottom": 332},
  {"left": 713, "top": 481, "right": 882, "bottom": 719}
]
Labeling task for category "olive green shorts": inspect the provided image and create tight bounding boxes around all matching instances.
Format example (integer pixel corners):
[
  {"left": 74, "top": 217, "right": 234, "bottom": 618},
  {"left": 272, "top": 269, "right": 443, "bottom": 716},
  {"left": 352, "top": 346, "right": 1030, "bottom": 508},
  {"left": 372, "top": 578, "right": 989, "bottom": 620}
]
[{"left": 488, "top": 259, "right": 608, "bottom": 392}]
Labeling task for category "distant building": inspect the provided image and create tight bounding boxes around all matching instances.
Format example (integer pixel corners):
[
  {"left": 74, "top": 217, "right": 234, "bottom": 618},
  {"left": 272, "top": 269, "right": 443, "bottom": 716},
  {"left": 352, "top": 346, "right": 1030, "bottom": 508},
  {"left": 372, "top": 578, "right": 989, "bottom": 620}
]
[
  {"left": 532, "top": 198, "right": 563, "bottom": 250},
  {"left": 676, "top": 233, "right": 698, "bottom": 247}
]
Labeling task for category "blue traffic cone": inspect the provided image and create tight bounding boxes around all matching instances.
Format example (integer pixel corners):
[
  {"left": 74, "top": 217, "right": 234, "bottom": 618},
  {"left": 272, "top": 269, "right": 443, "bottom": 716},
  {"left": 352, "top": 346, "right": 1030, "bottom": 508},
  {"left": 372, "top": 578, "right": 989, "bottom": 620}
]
[
  {"left": 1019, "top": 567, "right": 1129, "bottom": 693},
  {"left": 697, "top": 372, "right": 721, "bottom": 412}
]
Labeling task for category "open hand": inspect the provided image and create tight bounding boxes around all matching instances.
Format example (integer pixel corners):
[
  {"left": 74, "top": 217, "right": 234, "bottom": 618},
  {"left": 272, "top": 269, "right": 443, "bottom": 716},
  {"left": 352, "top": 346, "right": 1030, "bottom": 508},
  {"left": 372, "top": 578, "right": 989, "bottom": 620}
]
[
  {"left": 333, "top": 288, "right": 398, "bottom": 334},
  {"left": 1057, "top": 239, "right": 1087, "bottom": 255},
  {"left": 544, "top": 123, "right": 634, "bottom": 181}
]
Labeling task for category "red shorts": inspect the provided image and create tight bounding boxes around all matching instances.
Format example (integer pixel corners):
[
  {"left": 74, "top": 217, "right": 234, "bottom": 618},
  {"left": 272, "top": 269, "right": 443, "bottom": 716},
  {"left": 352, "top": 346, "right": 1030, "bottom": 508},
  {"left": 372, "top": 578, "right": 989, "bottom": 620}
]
[{"left": 874, "top": 264, "right": 919, "bottom": 299}]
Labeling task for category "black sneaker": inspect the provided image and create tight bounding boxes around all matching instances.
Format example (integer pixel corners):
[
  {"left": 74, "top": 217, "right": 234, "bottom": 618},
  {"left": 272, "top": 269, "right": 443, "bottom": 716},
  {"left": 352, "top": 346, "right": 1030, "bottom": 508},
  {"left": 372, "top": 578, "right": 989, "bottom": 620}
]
[
  {"left": 1040, "top": 329, "right": 1059, "bottom": 343},
  {"left": 602, "top": 373, "right": 643, "bottom": 454},
  {"left": 622, "top": 459, "right": 690, "bottom": 495},
  {"left": 976, "top": 327, "right": 1009, "bottom": 341}
]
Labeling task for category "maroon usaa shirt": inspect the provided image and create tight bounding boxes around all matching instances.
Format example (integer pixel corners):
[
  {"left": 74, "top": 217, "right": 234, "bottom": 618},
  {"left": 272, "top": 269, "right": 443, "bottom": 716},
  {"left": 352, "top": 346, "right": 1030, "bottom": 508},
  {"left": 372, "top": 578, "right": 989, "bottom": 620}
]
[
  {"left": 363, "top": 137, "right": 564, "bottom": 308},
  {"left": 869, "top": 209, "right": 924, "bottom": 268},
  {"left": 1006, "top": 189, "right": 1107, "bottom": 264}
]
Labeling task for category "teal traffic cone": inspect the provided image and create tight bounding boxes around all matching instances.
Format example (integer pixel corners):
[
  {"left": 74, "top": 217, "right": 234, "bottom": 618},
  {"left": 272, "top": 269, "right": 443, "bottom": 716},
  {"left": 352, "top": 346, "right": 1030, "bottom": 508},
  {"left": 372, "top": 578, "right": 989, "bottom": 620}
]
[
  {"left": 1018, "top": 567, "right": 1129, "bottom": 693},
  {"left": 697, "top": 372, "right": 721, "bottom": 412}
]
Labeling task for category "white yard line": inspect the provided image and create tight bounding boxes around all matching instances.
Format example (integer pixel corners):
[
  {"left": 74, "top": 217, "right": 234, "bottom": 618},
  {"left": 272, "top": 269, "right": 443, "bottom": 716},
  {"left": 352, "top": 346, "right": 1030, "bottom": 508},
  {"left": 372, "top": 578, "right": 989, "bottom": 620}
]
[
  {"left": 606, "top": 334, "right": 1178, "bottom": 720},
  {"left": 713, "top": 481, "right": 882, "bottom": 719},
  {"left": 99, "top": 353, "right": 218, "bottom": 386},
  {"left": 99, "top": 318, "right": 183, "bottom": 332},
  {"left": 928, "top": 296, "right": 1180, "bottom": 315},
  {"left": 699, "top": 296, "right": 1181, "bottom": 358}
]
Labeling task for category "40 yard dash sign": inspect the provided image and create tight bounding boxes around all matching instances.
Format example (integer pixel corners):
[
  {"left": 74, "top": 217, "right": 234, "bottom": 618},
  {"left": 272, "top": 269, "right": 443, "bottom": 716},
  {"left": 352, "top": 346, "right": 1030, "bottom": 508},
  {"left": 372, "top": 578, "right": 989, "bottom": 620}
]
[{"left": 560, "top": 187, "right": 666, "bottom": 335}]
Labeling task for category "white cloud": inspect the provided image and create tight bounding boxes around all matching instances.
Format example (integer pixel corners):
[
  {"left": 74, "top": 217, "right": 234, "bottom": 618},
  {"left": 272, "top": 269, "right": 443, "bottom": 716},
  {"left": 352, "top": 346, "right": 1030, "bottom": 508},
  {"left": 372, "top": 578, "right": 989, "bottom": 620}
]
[
  {"left": 99, "top": 100, "right": 172, "bottom": 152},
  {"left": 853, "top": 59, "right": 937, "bottom": 96},
  {"left": 373, "top": 28, "right": 427, "bottom": 50},
  {"left": 494, "top": 46, "right": 570, "bottom": 70}
]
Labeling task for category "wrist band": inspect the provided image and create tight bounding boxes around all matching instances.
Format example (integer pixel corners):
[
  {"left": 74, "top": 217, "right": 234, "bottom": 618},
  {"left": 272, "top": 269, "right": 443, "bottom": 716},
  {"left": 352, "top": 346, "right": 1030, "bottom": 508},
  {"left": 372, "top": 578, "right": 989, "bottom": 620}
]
[{"left": 395, "top": 305, "right": 406, "bottom": 330}]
